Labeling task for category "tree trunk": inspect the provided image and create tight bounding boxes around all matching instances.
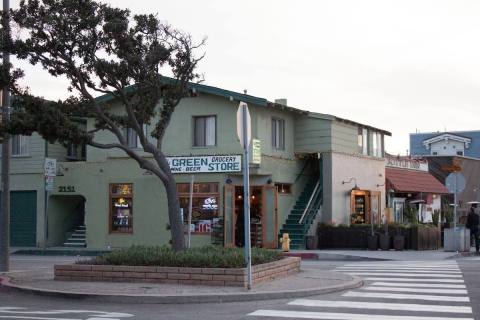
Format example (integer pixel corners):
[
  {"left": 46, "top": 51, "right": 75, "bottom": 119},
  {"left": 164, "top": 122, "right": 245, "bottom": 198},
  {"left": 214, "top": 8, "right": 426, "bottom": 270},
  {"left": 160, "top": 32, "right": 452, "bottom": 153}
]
[{"left": 164, "top": 173, "right": 185, "bottom": 251}]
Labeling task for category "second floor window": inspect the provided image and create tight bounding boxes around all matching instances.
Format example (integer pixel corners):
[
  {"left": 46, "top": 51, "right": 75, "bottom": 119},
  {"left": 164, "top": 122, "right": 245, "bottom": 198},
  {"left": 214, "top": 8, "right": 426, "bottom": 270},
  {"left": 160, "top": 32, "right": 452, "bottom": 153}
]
[
  {"left": 272, "top": 118, "right": 285, "bottom": 150},
  {"left": 67, "top": 143, "right": 86, "bottom": 161},
  {"left": 193, "top": 116, "right": 216, "bottom": 147},
  {"left": 11, "top": 135, "right": 29, "bottom": 156},
  {"left": 126, "top": 124, "right": 147, "bottom": 149}
]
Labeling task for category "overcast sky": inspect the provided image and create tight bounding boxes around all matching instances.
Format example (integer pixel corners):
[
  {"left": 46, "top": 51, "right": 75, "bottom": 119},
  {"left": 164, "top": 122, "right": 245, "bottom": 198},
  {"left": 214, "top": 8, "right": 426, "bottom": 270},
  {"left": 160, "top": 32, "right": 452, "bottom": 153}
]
[{"left": 13, "top": 0, "right": 480, "bottom": 155}]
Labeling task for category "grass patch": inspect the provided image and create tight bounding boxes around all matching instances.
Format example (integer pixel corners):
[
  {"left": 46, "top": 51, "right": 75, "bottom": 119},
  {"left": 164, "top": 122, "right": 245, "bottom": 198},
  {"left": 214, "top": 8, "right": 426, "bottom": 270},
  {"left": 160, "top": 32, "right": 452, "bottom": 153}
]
[{"left": 77, "top": 245, "right": 283, "bottom": 268}]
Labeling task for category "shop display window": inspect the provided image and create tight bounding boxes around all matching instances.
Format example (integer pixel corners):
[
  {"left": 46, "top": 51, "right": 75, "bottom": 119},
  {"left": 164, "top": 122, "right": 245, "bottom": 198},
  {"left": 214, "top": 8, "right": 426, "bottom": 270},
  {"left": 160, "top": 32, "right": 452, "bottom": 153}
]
[
  {"left": 177, "top": 183, "right": 219, "bottom": 234},
  {"left": 109, "top": 183, "right": 133, "bottom": 233},
  {"left": 351, "top": 194, "right": 366, "bottom": 224}
]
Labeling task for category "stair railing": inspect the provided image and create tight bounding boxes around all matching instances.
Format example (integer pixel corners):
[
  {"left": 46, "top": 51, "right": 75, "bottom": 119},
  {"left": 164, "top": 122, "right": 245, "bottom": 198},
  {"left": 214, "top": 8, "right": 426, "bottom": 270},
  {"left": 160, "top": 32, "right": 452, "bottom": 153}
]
[{"left": 299, "top": 180, "right": 320, "bottom": 224}]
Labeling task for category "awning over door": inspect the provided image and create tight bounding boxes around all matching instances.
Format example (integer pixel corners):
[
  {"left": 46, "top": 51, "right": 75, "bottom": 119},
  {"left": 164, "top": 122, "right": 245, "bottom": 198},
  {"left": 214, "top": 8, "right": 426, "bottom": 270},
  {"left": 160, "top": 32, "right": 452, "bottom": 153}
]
[{"left": 386, "top": 167, "right": 449, "bottom": 194}]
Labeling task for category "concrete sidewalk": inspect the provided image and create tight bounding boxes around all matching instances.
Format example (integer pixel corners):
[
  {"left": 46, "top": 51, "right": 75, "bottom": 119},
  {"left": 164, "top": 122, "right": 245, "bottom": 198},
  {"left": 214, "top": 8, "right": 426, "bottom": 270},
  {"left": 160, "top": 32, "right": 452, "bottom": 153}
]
[
  {"left": 0, "top": 258, "right": 361, "bottom": 304},
  {"left": 287, "top": 249, "right": 480, "bottom": 261}
]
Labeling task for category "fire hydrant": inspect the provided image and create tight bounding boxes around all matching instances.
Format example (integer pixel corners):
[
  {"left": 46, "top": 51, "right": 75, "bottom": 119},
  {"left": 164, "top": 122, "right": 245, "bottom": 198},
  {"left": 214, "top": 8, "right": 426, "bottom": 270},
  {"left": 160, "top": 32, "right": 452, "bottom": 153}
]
[{"left": 279, "top": 233, "right": 291, "bottom": 252}]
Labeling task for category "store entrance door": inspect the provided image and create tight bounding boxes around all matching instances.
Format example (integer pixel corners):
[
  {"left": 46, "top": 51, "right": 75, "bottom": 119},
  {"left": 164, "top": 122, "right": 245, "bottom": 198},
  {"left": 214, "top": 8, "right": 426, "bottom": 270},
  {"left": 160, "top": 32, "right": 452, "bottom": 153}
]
[{"left": 223, "top": 185, "right": 278, "bottom": 248}]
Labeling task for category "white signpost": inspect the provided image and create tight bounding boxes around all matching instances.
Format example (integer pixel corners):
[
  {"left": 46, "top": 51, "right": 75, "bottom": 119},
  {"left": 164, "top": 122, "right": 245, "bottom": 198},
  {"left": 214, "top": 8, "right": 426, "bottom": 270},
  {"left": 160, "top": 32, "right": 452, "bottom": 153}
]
[
  {"left": 236, "top": 101, "right": 252, "bottom": 290},
  {"left": 43, "top": 158, "right": 57, "bottom": 247}
]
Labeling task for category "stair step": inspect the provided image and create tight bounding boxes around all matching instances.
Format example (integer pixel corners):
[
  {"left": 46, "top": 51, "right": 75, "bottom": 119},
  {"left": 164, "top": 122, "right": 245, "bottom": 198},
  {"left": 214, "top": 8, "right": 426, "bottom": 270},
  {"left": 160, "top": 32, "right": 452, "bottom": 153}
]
[
  {"left": 63, "top": 243, "right": 86, "bottom": 247},
  {"left": 66, "top": 239, "right": 86, "bottom": 243}
]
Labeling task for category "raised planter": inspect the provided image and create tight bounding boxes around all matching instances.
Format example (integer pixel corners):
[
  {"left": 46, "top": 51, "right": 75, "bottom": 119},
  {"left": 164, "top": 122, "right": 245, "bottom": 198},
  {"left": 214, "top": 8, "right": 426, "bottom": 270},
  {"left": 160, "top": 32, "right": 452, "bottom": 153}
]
[
  {"left": 379, "top": 234, "right": 391, "bottom": 251},
  {"left": 54, "top": 256, "right": 301, "bottom": 288},
  {"left": 367, "top": 234, "right": 378, "bottom": 251},
  {"left": 317, "top": 224, "right": 440, "bottom": 250},
  {"left": 393, "top": 235, "right": 405, "bottom": 251}
]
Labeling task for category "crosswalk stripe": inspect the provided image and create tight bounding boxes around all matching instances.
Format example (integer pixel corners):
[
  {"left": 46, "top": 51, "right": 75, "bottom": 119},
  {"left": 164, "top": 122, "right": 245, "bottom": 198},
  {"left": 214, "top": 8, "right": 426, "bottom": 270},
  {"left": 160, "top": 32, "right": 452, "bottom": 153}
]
[
  {"left": 344, "top": 263, "right": 459, "bottom": 267},
  {"left": 247, "top": 309, "right": 474, "bottom": 320},
  {"left": 346, "top": 272, "right": 462, "bottom": 278},
  {"left": 363, "top": 277, "right": 464, "bottom": 283},
  {"left": 371, "top": 282, "right": 466, "bottom": 289},
  {"left": 336, "top": 269, "right": 461, "bottom": 274},
  {"left": 288, "top": 299, "right": 473, "bottom": 314},
  {"left": 342, "top": 266, "right": 459, "bottom": 269},
  {"left": 336, "top": 266, "right": 460, "bottom": 269},
  {"left": 343, "top": 291, "right": 470, "bottom": 302},
  {"left": 362, "top": 286, "right": 468, "bottom": 294}
]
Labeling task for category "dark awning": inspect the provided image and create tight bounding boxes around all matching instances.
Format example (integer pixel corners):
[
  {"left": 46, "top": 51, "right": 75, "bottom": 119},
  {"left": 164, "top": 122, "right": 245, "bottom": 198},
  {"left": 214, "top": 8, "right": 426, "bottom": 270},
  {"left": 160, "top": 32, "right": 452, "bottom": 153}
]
[{"left": 386, "top": 167, "right": 449, "bottom": 194}]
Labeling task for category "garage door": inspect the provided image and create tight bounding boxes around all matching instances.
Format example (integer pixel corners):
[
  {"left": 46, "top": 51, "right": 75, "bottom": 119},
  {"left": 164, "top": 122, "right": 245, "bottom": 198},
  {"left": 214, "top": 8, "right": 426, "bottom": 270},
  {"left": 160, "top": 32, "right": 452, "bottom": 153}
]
[{"left": 1, "top": 191, "right": 37, "bottom": 247}]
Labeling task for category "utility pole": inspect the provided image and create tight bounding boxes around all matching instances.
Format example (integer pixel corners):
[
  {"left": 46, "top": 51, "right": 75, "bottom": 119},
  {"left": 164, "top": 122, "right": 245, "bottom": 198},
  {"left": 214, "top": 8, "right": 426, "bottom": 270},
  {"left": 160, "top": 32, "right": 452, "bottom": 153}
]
[{"left": 0, "top": 0, "right": 11, "bottom": 272}]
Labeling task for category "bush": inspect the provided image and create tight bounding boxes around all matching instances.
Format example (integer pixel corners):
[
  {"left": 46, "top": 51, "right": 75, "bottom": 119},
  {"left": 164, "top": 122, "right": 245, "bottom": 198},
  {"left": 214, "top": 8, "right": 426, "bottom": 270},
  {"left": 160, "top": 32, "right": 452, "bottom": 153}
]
[{"left": 77, "top": 245, "right": 282, "bottom": 268}]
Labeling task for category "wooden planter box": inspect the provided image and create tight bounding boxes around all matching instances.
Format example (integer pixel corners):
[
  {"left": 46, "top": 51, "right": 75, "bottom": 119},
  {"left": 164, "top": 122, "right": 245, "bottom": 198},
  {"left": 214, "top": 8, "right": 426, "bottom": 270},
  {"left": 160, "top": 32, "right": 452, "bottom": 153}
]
[
  {"left": 401, "top": 226, "right": 440, "bottom": 250},
  {"left": 318, "top": 226, "right": 369, "bottom": 249},
  {"left": 54, "top": 257, "right": 301, "bottom": 288},
  {"left": 317, "top": 225, "right": 440, "bottom": 251}
]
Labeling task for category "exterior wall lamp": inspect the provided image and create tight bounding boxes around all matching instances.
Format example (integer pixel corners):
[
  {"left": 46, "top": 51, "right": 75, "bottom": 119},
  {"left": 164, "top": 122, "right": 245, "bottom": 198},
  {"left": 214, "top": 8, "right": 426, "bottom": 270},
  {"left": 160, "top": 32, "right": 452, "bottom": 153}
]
[{"left": 342, "top": 177, "right": 359, "bottom": 190}]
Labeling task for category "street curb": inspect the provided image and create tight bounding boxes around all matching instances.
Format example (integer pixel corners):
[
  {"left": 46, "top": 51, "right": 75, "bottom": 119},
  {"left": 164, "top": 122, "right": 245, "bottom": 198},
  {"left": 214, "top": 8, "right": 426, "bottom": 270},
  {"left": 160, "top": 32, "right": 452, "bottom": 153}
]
[
  {"left": 447, "top": 251, "right": 480, "bottom": 259},
  {"left": 0, "top": 274, "right": 363, "bottom": 304}
]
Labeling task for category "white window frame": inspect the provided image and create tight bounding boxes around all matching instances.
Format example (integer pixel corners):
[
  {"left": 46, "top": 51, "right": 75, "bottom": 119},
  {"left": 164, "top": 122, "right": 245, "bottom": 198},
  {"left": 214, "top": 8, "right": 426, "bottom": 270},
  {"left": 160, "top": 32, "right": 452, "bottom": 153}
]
[
  {"left": 362, "top": 128, "right": 368, "bottom": 155},
  {"left": 271, "top": 118, "right": 285, "bottom": 150},
  {"left": 193, "top": 115, "right": 216, "bottom": 147},
  {"left": 11, "top": 135, "right": 29, "bottom": 157},
  {"left": 126, "top": 124, "right": 148, "bottom": 149}
]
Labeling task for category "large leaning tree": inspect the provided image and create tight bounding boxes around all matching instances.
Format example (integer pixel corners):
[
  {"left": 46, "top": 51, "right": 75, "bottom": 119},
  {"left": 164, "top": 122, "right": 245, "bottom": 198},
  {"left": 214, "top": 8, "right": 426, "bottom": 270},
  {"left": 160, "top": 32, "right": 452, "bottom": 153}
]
[{"left": 0, "top": 0, "right": 205, "bottom": 251}]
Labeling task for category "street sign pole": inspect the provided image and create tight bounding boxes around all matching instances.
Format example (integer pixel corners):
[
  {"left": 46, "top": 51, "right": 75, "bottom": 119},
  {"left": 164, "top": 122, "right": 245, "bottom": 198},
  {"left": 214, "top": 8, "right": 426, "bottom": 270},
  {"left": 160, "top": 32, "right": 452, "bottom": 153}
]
[
  {"left": 237, "top": 101, "right": 252, "bottom": 290},
  {"left": 453, "top": 174, "right": 457, "bottom": 252},
  {"left": 0, "top": 0, "right": 11, "bottom": 272},
  {"left": 187, "top": 175, "right": 194, "bottom": 249},
  {"left": 242, "top": 104, "right": 252, "bottom": 290}
]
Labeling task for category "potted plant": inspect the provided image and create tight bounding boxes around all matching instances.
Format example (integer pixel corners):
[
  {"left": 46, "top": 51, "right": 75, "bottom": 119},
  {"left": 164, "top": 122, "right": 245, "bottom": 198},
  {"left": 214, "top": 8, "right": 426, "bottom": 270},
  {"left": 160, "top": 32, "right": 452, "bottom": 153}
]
[
  {"left": 367, "top": 219, "right": 378, "bottom": 250},
  {"left": 393, "top": 224, "right": 405, "bottom": 251},
  {"left": 379, "top": 220, "right": 390, "bottom": 250}
]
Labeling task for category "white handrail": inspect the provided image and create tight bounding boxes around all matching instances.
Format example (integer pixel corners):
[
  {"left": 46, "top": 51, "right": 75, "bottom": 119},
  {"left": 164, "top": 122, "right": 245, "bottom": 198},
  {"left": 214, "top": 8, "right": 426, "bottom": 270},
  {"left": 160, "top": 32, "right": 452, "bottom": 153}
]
[{"left": 299, "top": 180, "right": 320, "bottom": 224}]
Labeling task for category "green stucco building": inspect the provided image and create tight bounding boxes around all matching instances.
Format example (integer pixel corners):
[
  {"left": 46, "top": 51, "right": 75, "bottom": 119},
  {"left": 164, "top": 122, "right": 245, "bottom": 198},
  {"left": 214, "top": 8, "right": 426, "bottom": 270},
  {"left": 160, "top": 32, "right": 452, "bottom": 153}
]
[{"left": 3, "top": 82, "right": 390, "bottom": 250}]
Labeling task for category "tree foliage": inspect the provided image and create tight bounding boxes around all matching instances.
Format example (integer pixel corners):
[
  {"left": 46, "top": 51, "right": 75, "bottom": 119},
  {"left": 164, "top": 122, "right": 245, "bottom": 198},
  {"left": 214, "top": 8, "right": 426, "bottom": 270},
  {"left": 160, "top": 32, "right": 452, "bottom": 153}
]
[{"left": 0, "top": 0, "right": 205, "bottom": 251}]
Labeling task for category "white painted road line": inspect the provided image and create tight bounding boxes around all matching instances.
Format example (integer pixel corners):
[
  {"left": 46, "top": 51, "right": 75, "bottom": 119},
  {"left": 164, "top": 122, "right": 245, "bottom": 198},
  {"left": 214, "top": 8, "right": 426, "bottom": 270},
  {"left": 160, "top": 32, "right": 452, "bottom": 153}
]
[
  {"left": 346, "top": 272, "right": 462, "bottom": 278},
  {"left": 337, "top": 263, "right": 460, "bottom": 267},
  {"left": 336, "top": 269, "right": 461, "bottom": 274},
  {"left": 288, "top": 299, "right": 473, "bottom": 314},
  {"left": 362, "top": 286, "right": 468, "bottom": 294},
  {"left": 343, "top": 291, "right": 470, "bottom": 302},
  {"left": 363, "top": 277, "right": 464, "bottom": 283},
  {"left": 336, "top": 266, "right": 460, "bottom": 269},
  {"left": 371, "top": 282, "right": 466, "bottom": 289},
  {"left": 248, "top": 309, "right": 474, "bottom": 320}
]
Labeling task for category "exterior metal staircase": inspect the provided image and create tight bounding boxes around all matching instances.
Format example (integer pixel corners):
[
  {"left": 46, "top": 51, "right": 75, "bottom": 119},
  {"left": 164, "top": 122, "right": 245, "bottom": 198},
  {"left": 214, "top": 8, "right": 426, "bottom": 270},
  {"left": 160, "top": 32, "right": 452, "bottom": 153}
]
[
  {"left": 63, "top": 225, "right": 86, "bottom": 247},
  {"left": 279, "top": 177, "right": 323, "bottom": 250}
]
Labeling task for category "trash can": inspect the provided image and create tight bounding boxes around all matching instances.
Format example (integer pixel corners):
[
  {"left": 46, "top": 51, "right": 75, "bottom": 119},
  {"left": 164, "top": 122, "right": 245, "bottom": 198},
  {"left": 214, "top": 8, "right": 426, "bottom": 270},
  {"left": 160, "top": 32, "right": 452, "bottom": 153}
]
[{"left": 444, "top": 227, "right": 470, "bottom": 252}]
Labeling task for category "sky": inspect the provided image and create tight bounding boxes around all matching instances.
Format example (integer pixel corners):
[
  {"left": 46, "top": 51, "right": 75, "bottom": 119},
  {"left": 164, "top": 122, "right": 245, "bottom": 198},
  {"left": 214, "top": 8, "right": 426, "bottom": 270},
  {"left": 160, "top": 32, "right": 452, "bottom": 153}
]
[{"left": 11, "top": 0, "right": 480, "bottom": 155}]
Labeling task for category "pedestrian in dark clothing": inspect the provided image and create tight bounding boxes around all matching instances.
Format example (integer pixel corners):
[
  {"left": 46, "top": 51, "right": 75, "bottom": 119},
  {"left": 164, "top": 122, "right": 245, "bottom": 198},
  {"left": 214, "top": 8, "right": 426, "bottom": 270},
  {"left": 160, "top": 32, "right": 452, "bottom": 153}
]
[{"left": 466, "top": 204, "right": 479, "bottom": 253}]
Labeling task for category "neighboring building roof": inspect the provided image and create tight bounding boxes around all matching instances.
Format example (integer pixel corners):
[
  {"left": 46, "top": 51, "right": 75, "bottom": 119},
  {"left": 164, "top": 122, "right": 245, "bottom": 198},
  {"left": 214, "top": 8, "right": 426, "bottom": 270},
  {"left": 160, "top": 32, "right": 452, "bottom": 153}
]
[
  {"left": 94, "top": 78, "right": 391, "bottom": 136},
  {"left": 410, "top": 130, "right": 480, "bottom": 159},
  {"left": 308, "top": 112, "right": 392, "bottom": 136},
  {"left": 422, "top": 133, "right": 472, "bottom": 148},
  {"left": 386, "top": 167, "right": 449, "bottom": 194}
]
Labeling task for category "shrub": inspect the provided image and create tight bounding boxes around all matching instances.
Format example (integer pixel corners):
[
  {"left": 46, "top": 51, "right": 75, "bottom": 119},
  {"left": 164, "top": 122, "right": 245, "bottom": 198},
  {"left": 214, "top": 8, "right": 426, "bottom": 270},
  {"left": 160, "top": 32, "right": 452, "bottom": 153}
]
[{"left": 77, "top": 245, "right": 282, "bottom": 268}]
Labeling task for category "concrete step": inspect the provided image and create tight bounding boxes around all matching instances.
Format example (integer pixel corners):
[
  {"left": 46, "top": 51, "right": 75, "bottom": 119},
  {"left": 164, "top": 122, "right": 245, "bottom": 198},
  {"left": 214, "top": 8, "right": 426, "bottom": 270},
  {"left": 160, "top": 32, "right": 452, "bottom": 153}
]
[{"left": 63, "top": 243, "right": 86, "bottom": 248}]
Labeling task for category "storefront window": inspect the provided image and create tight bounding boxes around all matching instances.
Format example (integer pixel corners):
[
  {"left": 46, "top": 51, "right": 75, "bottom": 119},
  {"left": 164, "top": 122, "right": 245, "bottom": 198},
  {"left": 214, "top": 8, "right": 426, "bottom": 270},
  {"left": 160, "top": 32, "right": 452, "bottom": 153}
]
[
  {"left": 109, "top": 183, "right": 133, "bottom": 233},
  {"left": 177, "top": 183, "right": 219, "bottom": 234}
]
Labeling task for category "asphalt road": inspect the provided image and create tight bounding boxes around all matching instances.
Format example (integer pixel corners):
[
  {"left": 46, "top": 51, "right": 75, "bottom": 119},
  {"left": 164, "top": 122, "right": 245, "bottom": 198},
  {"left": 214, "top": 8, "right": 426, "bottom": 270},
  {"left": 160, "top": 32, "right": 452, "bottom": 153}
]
[{"left": 0, "top": 256, "right": 479, "bottom": 320}]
